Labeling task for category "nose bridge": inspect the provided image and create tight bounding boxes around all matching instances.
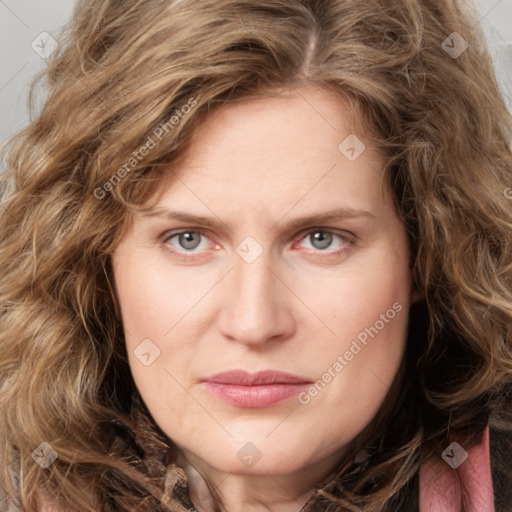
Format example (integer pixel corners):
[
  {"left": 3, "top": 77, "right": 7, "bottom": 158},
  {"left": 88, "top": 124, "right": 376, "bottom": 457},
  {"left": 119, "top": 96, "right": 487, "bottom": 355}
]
[
  {"left": 234, "top": 250, "right": 272, "bottom": 308},
  {"left": 217, "top": 245, "right": 291, "bottom": 344}
]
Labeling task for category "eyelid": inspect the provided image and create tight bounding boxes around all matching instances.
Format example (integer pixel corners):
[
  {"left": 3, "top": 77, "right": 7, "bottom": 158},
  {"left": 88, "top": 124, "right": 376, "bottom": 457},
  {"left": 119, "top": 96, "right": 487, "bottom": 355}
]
[
  {"left": 160, "top": 227, "right": 210, "bottom": 242},
  {"left": 160, "top": 228, "right": 219, "bottom": 250},
  {"left": 160, "top": 227, "right": 355, "bottom": 256},
  {"left": 295, "top": 226, "right": 356, "bottom": 242},
  {"left": 293, "top": 227, "right": 355, "bottom": 252}
]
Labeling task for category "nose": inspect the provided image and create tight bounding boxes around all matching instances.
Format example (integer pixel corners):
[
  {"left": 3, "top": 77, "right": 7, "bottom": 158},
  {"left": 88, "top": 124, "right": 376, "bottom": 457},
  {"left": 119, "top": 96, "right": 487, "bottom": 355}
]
[{"left": 216, "top": 248, "right": 296, "bottom": 347}]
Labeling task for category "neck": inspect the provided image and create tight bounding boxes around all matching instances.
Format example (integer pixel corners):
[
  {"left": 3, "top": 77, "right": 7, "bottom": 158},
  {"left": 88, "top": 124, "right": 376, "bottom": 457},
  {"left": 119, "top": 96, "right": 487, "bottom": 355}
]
[{"left": 175, "top": 449, "right": 344, "bottom": 512}]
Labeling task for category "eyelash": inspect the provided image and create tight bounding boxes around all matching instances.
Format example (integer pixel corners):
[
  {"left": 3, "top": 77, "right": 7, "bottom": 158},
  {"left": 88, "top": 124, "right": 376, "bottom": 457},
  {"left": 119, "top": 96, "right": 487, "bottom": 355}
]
[{"left": 160, "top": 228, "right": 355, "bottom": 261}]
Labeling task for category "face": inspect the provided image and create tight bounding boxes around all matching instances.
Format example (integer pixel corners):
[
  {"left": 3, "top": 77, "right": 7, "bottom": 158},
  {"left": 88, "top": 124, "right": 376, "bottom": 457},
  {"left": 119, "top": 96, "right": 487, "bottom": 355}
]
[{"left": 112, "top": 86, "right": 414, "bottom": 478}]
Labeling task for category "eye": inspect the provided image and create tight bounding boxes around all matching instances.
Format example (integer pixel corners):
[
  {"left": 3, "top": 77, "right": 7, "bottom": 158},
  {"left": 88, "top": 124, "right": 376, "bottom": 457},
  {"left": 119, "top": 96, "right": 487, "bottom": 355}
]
[
  {"left": 296, "top": 229, "right": 353, "bottom": 255},
  {"left": 161, "top": 230, "right": 216, "bottom": 257},
  {"left": 159, "top": 228, "right": 354, "bottom": 260}
]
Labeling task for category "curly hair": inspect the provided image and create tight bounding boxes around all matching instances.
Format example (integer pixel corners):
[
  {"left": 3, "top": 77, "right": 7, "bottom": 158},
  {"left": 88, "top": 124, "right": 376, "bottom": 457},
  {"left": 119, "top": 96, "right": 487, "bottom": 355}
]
[{"left": 1, "top": 0, "right": 512, "bottom": 510}]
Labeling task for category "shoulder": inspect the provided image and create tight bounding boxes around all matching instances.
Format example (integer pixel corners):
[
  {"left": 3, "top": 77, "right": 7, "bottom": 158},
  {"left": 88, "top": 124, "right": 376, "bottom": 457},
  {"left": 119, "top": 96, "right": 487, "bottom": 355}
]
[{"left": 489, "top": 426, "right": 512, "bottom": 512}]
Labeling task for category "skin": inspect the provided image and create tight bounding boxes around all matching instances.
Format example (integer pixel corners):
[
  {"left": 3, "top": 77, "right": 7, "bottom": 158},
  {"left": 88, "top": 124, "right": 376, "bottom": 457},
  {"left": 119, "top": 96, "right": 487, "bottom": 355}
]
[{"left": 112, "top": 85, "right": 416, "bottom": 512}]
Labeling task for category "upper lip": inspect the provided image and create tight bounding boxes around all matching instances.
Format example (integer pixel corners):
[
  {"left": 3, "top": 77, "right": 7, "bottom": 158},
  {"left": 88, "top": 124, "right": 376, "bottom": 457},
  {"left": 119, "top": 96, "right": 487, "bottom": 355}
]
[{"left": 202, "top": 370, "right": 312, "bottom": 386}]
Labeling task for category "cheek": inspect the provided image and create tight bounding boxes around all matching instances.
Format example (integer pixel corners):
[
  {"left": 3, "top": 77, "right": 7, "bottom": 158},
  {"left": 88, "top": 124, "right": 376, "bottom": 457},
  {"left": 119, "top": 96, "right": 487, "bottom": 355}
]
[
  {"left": 297, "top": 244, "right": 411, "bottom": 344},
  {"left": 113, "top": 253, "right": 208, "bottom": 424},
  {"left": 114, "top": 253, "right": 205, "bottom": 342},
  {"left": 292, "top": 245, "right": 411, "bottom": 427}
]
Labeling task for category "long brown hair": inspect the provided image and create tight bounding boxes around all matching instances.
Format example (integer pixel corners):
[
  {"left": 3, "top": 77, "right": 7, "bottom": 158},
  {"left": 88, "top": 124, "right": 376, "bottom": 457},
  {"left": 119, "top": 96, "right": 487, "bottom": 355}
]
[{"left": 1, "top": 0, "right": 512, "bottom": 510}]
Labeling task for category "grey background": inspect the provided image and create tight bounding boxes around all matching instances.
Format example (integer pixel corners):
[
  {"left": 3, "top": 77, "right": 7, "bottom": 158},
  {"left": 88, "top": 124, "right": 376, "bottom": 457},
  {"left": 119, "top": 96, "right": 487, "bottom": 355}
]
[{"left": 0, "top": 0, "right": 511, "bottom": 161}]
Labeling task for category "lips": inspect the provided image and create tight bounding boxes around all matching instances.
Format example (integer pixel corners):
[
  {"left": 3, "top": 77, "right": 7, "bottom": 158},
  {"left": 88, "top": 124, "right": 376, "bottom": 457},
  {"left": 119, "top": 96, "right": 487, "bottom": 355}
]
[
  {"left": 201, "top": 370, "right": 312, "bottom": 408},
  {"left": 203, "top": 370, "right": 311, "bottom": 385}
]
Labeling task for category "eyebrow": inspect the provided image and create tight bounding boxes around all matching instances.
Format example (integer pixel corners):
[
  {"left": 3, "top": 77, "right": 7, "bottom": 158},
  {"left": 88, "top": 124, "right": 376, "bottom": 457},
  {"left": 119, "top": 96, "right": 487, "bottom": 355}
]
[{"left": 143, "top": 207, "right": 376, "bottom": 232}]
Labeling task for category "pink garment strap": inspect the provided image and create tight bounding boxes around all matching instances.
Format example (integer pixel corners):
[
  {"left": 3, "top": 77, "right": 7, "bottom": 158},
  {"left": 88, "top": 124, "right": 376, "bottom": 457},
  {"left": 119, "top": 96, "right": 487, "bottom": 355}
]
[{"left": 419, "top": 426, "right": 494, "bottom": 512}]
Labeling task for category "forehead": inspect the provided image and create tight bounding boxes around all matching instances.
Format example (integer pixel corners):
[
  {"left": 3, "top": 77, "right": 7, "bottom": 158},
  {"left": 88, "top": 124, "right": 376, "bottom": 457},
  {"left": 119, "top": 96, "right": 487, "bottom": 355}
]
[
  {"left": 127, "top": 88, "right": 395, "bottom": 241},
  {"left": 157, "top": 86, "right": 383, "bottom": 190},
  {"left": 179, "top": 86, "right": 363, "bottom": 164}
]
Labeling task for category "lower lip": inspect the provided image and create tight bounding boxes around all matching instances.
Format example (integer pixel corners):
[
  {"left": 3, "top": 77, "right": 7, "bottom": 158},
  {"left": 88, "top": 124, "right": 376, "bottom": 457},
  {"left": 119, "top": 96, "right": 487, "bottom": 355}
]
[{"left": 202, "top": 382, "right": 310, "bottom": 408}]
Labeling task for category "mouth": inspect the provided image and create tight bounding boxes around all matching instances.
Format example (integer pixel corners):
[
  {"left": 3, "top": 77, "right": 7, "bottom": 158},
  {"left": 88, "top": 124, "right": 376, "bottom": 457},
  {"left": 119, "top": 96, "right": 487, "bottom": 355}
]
[{"left": 201, "top": 370, "right": 312, "bottom": 408}]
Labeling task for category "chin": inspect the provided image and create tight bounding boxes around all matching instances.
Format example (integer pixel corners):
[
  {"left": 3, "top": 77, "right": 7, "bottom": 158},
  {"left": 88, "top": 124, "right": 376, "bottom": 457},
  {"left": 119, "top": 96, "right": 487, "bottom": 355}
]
[
  {"left": 213, "top": 457, "right": 304, "bottom": 476},
  {"left": 196, "top": 440, "right": 315, "bottom": 476}
]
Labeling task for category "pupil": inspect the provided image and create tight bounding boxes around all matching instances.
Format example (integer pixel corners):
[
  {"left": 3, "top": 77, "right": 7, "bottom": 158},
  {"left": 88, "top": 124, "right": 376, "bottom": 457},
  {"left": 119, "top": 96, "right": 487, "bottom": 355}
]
[
  {"left": 312, "top": 231, "right": 332, "bottom": 249},
  {"left": 181, "top": 232, "right": 200, "bottom": 250},
  {"left": 178, "top": 232, "right": 333, "bottom": 251}
]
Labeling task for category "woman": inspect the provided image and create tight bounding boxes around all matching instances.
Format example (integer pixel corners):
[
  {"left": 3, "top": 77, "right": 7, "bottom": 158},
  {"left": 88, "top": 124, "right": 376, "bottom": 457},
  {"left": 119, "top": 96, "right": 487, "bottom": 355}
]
[{"left": 1, "top": 0, "right": 511, "bottom": 510}]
